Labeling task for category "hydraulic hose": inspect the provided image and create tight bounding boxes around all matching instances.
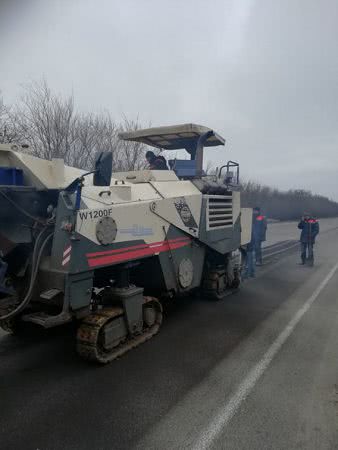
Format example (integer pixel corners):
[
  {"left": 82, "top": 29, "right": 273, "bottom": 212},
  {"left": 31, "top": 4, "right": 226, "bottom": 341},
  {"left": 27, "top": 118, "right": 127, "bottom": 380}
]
[{"left": 0, "top": 230, "right": 53, "bottom": 321}]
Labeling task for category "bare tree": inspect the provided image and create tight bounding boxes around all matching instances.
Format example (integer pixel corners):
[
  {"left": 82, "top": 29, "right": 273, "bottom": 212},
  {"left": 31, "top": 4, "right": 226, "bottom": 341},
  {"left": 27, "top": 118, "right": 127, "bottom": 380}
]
[
  {"left": 0, "top": 93, "right": 18, "bottom": 143},
  {"left": 241, "top": 181, "right": 338, "bottom": 220},
  {"left": 67, "top": 112, "right": 118, "bottom": 170},
  {"left": 9, "top": 79, "right": 147, "bottom": 171},
  {"left": 11, "top": 79, "right": 77, "bottom": 160},
  {"left": 68, "top": 113, "right": 147, "bottom": 171},
  {"left": 115, "top": 116, "right": 147, "bottom": 171}
]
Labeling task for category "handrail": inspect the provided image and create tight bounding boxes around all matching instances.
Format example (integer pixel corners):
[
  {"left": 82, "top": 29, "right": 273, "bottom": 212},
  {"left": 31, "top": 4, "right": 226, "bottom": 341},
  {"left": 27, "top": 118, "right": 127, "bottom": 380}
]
[{"left": 218, "top": 160, "right": 240, "bottom": 185}]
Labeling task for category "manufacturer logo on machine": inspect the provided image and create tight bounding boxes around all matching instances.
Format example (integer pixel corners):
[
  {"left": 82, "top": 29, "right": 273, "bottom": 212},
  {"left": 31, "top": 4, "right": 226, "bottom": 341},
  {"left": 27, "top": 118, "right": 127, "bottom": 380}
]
[
  {"left": 119, "top": 225, "right": 154, "bottom": 237},
  {"left": 174, "top": 198, "right": 198, "bottom": 229}
]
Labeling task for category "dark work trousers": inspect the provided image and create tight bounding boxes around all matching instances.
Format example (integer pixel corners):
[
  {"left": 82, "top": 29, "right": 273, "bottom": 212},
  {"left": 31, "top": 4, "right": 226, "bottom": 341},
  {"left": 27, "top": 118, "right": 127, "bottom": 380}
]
[
  {"left": 301, "top": 242, "right": 314, "bottom": 263},
  {"left": 243, "top": 250, "right": 255, "bottom": 278},
  {"left": 254, "top": 241, "right": 263, "bottom": 264}
]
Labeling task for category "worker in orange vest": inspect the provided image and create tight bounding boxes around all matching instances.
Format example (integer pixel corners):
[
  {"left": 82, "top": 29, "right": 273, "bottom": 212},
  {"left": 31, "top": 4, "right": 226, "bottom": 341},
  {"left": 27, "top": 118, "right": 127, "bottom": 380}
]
[{"left": 252, "top": 206, "right": 267, "bottom": 266}]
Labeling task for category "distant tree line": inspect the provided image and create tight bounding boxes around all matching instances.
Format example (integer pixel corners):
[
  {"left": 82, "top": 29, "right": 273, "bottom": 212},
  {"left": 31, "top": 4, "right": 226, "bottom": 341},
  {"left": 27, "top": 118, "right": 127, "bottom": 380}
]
[
  {"left": 241, "top": 181, "right": 338, "bottom": 220},
  {"left": 1, "top": 79, "right": 337, "bottom": 220}
]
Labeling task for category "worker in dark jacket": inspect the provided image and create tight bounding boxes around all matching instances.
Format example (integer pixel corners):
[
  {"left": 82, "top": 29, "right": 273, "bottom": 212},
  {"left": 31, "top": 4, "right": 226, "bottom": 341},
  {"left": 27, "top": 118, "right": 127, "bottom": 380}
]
[
  {"left": 298, "top": 213, "right": 319, "bottom": 265},
  {"left": 252, "top": 207, "right": 267, "bottom": 266},
  {"left": 145, "top": 151, "right": 168, "bottom": 170}
]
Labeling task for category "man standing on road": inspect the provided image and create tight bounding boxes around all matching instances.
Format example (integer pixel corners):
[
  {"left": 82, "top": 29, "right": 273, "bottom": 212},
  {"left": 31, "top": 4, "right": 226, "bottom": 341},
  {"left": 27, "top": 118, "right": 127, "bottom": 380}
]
[
  {"left": 298, "top": 212, "right": 319, "bottom": 266},
  {"left": 252, "top": 207, "right": 267, "bottom": 266}
]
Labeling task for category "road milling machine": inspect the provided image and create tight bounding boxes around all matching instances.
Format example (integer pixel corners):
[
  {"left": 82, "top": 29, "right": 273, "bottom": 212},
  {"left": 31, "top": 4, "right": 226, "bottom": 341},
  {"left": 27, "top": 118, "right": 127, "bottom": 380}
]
[{"left": 0, "top": 124, "right": 251, "bottom": 363}]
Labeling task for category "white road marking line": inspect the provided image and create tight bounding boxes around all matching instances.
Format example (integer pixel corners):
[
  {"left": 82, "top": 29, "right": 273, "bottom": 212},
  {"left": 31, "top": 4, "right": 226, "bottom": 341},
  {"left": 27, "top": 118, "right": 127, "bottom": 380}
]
[{"left": 193, "top": 262, "right": 338, "bottom": 450}]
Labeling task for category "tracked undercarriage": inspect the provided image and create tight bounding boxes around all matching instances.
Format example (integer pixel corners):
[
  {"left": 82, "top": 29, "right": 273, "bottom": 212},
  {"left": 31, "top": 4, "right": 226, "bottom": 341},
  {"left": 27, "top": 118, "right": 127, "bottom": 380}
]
[
  {"left": 203, "top": 265, "right": 241, "bottom": 300},
  {"left": 77, "top": 296, "right": 162, "bottom": 363}
]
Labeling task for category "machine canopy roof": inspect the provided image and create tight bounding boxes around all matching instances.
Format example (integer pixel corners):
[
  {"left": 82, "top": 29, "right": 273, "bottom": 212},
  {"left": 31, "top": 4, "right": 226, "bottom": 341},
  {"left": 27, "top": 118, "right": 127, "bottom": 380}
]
[{"left": 118, "top": 123, "right": 225, "bottom": 151}]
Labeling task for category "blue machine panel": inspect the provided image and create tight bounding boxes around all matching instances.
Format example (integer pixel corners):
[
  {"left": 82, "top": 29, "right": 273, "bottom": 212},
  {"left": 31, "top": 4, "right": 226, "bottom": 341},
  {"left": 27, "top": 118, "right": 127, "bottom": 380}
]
[
  {"left": 0, "top": 167, "right": 24, "bottom": 186},
  {"left": 169, "top": 160, "right": 197, "bottom": 178}
]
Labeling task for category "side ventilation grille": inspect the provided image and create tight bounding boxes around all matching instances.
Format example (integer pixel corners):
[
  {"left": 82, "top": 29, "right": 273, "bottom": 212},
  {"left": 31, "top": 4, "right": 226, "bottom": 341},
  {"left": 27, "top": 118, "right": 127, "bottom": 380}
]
[{"left": 206, "top": 194, "right": 233, "bottom": 230}]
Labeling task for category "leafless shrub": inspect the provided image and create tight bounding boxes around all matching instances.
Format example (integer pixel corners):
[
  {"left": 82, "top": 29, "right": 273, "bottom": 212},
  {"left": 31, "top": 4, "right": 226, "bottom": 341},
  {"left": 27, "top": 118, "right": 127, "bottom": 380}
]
[
  {"left": 0, "top": 93, "right": 18, "bottom": 143},
  {"left": 10, "top": 79, "right": 77, "bottom": 160},
  {"left": 7, "top": 79, "right": 147, "bottom": 171},
  {"left": 115, "top": 116, "right": 147, "bottom": 171}
]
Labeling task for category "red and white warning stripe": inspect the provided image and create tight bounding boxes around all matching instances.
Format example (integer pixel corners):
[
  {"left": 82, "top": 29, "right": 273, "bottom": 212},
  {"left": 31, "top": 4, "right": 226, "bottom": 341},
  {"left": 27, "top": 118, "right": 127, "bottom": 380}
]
[
  {"left": 62, "top": 245, "right": 72, "bottom": 266},
  {"left": 86, "top": 237, "right": 191, "bottom": 268}
]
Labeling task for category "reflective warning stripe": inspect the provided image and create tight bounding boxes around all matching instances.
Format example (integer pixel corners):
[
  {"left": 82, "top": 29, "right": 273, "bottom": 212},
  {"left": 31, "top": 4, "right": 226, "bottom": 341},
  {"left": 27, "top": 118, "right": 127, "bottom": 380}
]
[
  {"left": 62, "top": 245, "right": 72, "bottom": 266},
  {"left": 87, "top": 237, "right": 191, "bottom": 268},
  {"left": 63, "top": 245, "right": 71, "bottom": 258}
]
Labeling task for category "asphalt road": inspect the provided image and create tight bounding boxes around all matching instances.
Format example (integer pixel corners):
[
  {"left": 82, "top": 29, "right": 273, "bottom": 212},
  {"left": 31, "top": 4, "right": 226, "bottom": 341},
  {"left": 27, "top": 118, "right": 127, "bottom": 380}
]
[{"left": 1, "top": 219, "right": 338, "bottom": 450}]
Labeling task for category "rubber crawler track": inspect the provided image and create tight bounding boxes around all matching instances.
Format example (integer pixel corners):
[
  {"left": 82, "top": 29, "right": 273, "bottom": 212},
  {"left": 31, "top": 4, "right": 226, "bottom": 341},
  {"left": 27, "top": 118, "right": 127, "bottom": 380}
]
[
  {"left": 203, "top": 267, "right": 239, "bottom": 300},
  {"left": 76, "top": 297, "right": 163, "bottom": 364}
]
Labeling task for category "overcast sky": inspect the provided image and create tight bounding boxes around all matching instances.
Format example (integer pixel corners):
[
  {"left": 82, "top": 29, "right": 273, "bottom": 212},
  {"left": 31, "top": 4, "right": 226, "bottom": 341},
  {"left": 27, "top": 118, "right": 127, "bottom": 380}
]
[{"left": 1, "top": 0, "right": 338, "bottom": 199}]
